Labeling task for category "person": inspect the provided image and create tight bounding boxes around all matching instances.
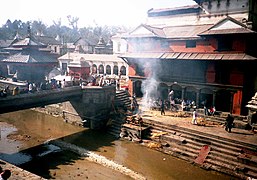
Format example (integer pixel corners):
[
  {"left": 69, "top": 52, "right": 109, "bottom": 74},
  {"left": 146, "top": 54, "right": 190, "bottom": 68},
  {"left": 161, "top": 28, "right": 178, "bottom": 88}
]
[
  {"left": 225, "top": 114, "right": 234, "bottom": 133},
  {"left": 28, "top": 83, "right": 33, "bottom": 93},
  {"left": 62, "top": 79, "right": 66, "bottom": 88},
  {"left": 0, "top": 169, "right": 11, "bottom": 180},
  {"left": 181, "top": 99, "right": 185, "bottom": 111},
  {"left": 116, "top": 79, "right": 120, "bottom": 90},
  {"left": 204, "top": 105, "right": 208, "bottom": 115},
  {"left": 160, "top": 99, "right": 165, "bottom": 115},
  {"left": 192, "top": 109, "right": 197, "bottom": 125},
  {"left": 209, "top": 106, "right": 216, "bottom": 116}
]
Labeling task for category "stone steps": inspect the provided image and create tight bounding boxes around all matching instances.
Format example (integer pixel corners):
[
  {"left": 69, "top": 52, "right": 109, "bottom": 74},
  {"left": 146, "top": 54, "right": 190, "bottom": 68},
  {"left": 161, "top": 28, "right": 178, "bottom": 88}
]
[
  {"left": 115, "top": 90, "right": 131, "bottom": 110},
  {"left": 143, "top": 118, "right": 257, "bottom": 179}
]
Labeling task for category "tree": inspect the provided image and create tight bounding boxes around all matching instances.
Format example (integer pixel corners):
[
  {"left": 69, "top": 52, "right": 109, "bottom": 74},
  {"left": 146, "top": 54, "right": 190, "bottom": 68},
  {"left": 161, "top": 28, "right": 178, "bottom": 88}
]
[
  {"left": 31, "top": 20, "right": 47, "bottom": 36},
  {"left": 67, "top": 15, "right": 79, "bottom": 30}
]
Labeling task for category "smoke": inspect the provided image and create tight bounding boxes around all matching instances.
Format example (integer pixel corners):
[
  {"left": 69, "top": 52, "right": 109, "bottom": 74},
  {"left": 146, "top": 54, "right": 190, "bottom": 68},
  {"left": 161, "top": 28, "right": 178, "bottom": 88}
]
[{"left": 139, "top": 59, "right": 161, "bottom": 111}]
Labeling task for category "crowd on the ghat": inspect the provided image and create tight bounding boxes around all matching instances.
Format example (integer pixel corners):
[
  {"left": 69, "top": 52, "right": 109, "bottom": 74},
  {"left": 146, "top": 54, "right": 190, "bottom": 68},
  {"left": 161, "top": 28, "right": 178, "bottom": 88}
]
[{"left": 0, "top": 74, "right": 125, "bottom": 98}]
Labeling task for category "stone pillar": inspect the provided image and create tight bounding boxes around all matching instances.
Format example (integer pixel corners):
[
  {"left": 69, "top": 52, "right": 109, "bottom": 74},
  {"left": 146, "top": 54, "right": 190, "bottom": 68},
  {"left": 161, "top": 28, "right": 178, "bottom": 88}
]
[
  {"left": 196, "top": 90, "right": 200, "bottom": 108},
  {"left": 181, "top": 88, "right": 185, "bottom": 100},
  {"left": 230, "top": 91, "right": 235, "bottom": 114},
  {"left": 213, "top": 91, "right": 217, "bottom": 107}
]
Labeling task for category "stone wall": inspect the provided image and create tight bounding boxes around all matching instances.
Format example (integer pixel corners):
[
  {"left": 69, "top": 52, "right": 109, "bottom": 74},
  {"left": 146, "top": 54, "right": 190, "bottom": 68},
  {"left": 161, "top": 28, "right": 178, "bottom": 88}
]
[{"left": 61, "top": 86, "right": 116, "bottom": 129}]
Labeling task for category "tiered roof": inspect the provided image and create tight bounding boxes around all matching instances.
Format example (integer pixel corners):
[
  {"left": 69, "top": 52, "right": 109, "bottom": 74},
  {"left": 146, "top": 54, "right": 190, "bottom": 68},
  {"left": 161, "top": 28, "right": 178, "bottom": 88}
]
[{"left": 246, "top": 93, "right": 257, "bottom": 110}]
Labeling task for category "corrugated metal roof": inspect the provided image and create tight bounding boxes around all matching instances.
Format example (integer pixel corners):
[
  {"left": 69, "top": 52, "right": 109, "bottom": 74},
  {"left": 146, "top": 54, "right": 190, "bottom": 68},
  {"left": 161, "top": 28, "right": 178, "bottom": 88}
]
[
  {"left": 121, "top": 52, "right": 257, "bottom": 61},
  {"left": 162, "top": 52, "right": 257, "bottom": 60},
  {"left": 163, "top": 24, "right": 212, "bottom": 39},
  {"left": 199, "top": 28, "right": 255, "bottom": 35}
]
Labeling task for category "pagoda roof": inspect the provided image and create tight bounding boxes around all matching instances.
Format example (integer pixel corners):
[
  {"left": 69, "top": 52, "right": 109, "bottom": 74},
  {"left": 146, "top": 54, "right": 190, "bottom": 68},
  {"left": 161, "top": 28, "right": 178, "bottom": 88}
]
[{"left": 2, "top": 51, "right": 57, "bottom": 63}]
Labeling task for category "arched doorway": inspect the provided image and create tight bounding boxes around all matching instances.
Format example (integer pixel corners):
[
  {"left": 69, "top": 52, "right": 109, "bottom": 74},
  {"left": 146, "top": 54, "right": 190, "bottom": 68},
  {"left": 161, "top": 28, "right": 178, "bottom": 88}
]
[
  {"left": 216, "top": 90, "right": 231, "bottom": 112},
  {"left": 134, "top": 80, "right": 143, "bottom": 97},
  {"left": 184, "top": 86, "right": 197, "bottom": 103},
  {"left": 170, "top": 84, "right": 182, "bottom": 100},
  {"left": 199, "top": 88, "right": 213, "bottom": 108},
  {"left": 158, "top": 83, "right": 169, "bottom": 100}
]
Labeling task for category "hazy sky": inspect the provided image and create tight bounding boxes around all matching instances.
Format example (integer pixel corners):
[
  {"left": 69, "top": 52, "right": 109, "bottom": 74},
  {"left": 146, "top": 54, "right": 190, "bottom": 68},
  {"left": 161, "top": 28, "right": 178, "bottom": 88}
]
[{"left": 0, "top": 0, "right": 196, "bottom": 27}]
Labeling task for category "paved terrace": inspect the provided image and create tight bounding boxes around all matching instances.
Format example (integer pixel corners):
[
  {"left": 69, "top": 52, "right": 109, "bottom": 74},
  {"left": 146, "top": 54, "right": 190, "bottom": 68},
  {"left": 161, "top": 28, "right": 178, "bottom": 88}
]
[{"left": 140, "top": 109, "right": 257, "bottom": 146}]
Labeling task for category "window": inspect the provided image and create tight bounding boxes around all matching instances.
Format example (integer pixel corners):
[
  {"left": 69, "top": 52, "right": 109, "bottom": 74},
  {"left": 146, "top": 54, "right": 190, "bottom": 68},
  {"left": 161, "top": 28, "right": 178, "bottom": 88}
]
[
  {"left": 218, "top": 37, "right": 232, "bottom": 51},
  {"left": 61, "top": 63, "right": 67, "bottom": 75},
  {"left": 120, "top": 66, "right": 126, "bottom": 75},
  {"left": 117, "top": 42, "right": 121, "bottom": 52},
  {"left": 99, "top": 65, "right": 104, "bottom": 74},
  {"left": 113, "top": 65, "right": 118, "bottom": 75},
  {"left": 106, "top": 65, "right": 111, "bottom": 75},
  {"left": 92, "top": 64, "right": 97, "bottom": 74},
  {"left": 186, "top": 40, "right": 196, "bottom": 48}
]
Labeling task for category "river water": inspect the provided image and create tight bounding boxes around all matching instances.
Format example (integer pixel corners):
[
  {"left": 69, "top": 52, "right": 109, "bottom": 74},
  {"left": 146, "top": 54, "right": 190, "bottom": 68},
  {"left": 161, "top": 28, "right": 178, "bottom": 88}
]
[{"left": 0, "top": 110, "right": 235, "bottom": 179}]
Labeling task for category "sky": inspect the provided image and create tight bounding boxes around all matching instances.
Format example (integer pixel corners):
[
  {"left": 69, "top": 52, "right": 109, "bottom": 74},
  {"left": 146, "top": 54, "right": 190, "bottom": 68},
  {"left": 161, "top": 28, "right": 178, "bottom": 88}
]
[{"left": 0, "top": 0, "right": 196, "bottom": 28}]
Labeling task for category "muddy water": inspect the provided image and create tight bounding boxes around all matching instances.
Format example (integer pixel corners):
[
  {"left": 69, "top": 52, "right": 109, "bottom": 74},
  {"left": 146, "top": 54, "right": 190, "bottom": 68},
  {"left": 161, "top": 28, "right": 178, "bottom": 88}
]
[{"left": 0, "top": 110, "right": 235, "bottom": 179}]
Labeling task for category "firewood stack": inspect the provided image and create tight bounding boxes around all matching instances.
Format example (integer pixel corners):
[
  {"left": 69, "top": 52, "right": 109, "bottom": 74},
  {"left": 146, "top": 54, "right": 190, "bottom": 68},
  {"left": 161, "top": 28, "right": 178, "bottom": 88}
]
[{"left": 126, "top": 114, "right": 143, "bottom": 125}]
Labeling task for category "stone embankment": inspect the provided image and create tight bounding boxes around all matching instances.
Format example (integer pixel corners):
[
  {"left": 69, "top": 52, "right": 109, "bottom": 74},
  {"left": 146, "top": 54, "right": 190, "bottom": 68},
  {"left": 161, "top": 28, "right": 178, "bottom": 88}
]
[{"left": 142, "top": 118, "right": 257, "bottom": 179}]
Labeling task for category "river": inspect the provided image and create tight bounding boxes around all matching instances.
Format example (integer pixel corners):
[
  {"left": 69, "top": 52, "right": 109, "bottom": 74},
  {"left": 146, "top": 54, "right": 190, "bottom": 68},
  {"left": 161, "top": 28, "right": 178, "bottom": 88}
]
[{"left": 0, "top": 110, "right": 236, "bottom": 179}]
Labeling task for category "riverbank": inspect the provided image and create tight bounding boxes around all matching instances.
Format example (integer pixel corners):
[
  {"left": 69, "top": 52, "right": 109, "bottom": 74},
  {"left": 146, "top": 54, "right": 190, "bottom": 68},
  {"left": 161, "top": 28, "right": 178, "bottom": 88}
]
[{"left": 0, "top": 110, "right": 233, "bottom": 180}]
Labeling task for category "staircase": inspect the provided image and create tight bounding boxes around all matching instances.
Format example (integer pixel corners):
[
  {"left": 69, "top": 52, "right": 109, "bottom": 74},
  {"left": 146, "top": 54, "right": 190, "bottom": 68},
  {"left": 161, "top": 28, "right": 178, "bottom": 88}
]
[
  {"left": 114, "top": 90, "right": 131, "bottom": 110},
  {"left": 143, "top": 118, "right": 257, "bottom": 179},
  {"left": 107, "top": 90, "right": 132, "bottom": 137}
]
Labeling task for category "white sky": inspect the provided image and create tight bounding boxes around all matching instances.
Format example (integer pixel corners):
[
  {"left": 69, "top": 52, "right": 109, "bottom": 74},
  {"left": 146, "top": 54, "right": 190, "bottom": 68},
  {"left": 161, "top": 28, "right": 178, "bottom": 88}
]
[{"left": 0, "top": 0, "right": 196, "bottom": 28}]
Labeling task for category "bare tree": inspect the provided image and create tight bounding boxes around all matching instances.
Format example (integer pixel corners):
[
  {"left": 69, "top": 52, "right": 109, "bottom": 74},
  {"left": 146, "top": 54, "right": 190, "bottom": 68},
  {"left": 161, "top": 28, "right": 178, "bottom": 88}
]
[{"left": 67, "top": 15, "right": 79, "bottom": 30}]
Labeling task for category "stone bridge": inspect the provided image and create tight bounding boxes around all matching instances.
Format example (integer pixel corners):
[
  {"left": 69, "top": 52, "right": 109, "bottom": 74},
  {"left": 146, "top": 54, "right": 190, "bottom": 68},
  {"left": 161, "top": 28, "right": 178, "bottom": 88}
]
[{"left": 0, "top": 86, "right": 116, "bottom": 129}]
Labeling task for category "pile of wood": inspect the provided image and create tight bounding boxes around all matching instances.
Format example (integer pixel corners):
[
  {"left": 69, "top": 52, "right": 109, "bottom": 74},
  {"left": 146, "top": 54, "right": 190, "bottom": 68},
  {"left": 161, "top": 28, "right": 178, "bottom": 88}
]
[
  {"left": 126, "top": 114, "right": 143, "bottom": 125},
  {"left": 170, "top": 111, "right": 190, "bottom": 117}
]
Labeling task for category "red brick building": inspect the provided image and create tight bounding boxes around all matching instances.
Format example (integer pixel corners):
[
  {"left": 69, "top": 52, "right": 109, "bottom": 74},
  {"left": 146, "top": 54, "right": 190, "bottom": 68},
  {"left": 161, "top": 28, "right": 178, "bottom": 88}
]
[{"left": 120, "top": 2, "right": 257, "bottom": 115}]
